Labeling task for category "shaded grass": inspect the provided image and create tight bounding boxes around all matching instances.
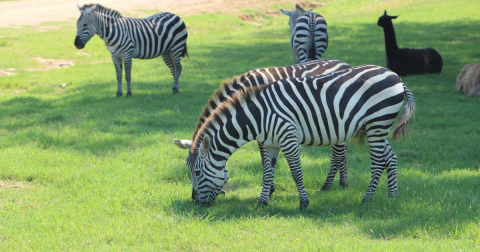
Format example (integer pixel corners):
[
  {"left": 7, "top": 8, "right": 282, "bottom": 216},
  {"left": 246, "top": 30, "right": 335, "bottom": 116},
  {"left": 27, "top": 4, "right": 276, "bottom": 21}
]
[{"left": 0, "top": 0, "right": 479, "bottom": 250}]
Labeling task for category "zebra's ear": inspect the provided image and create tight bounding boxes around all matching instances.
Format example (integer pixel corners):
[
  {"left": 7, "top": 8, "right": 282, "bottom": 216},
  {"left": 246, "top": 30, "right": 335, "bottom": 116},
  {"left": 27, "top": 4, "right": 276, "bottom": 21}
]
[
  {"left": 173, "top": 139, "right": 192, "bottom": 149},
  {"left": 280, "top": 9, "right": 291, "bottom": 16},
  {"left": 77, "top": 4, "right": 83, "bottom": 12},
  {"left": 391, "top": 15, "right": 399, "bottom": 19},
  {"left": 199, "top": 135, "right": 211, "bottom": 156},
  {"left": 84, "top": 4, "right": 99, "bottom": 14},
  {"left": 295, "top": 4, "right": 305, "bottom": 13}
]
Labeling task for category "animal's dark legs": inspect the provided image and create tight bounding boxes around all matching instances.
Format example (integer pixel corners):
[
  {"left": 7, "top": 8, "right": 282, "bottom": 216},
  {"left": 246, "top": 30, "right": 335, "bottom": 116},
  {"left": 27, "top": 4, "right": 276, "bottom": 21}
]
[{"left": 112, "top": 56, "right": 123, "bottom": 97}]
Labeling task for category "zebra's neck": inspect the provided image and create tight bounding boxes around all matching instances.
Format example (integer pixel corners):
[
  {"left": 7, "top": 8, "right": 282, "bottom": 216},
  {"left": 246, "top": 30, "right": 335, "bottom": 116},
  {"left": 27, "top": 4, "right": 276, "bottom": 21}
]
[
  {"left": 196, "top": 93, "right": 263, "bottom": 166},
  {"left": 382, "top": 21, "right": 399, "bottom": 56},
  {"left": 93, "top": 13, "right": 119, "bottom": 44}
]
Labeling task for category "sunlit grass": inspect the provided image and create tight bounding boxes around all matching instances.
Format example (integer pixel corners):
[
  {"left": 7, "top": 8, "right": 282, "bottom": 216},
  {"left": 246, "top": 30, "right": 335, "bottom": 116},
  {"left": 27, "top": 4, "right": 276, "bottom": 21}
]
[{"left": 0, "top": 0, "right": 479, "bottom": 250}]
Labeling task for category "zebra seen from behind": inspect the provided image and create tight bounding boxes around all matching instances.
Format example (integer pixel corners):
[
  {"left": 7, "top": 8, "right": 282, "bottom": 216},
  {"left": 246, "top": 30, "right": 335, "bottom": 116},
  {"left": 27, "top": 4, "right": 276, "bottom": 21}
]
[
  {"left": 174, "top": 59, "right": 352, "bottom": 204},
  {"left": 281, "top": 5, "right": 328, "bottom": 64},
  {"left": 74, "top": 4, "right": 188, "bottom": 96},
  {"left": 187, "top": 65, "right": 415, "bottom": 210}
]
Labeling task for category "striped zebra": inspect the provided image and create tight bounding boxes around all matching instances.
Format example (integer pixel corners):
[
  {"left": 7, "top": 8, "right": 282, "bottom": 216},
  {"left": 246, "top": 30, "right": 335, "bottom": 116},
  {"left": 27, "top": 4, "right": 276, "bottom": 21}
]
[
  {"left": 74, "top": 4, "right": 188, "bottom": 96},
  {"left": 186, "top": 65, "right": 415, "bottom": 209},
  {"left": 174, "top": 59, "right": 352, "bottom": 202},
  {"left": 281, "top": 5, "right": 328, "bottom": 64}
]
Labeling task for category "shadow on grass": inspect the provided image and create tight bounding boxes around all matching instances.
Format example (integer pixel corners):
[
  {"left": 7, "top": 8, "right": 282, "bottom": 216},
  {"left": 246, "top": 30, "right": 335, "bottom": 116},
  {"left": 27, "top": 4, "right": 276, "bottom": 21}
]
[{"left": 166, "top": 172, "right": 479, "bottom": 239}]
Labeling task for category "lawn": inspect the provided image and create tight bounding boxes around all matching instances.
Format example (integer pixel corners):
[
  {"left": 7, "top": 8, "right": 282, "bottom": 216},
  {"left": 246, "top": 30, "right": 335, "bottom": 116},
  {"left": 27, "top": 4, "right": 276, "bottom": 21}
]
[{"left": 0, "top": 0, "right": 479, "bottom": 250}]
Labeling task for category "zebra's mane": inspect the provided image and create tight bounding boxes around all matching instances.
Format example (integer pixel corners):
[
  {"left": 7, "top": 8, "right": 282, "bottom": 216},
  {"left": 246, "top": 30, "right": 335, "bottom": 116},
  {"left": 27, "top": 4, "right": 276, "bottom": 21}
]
[
  {"left": 190, "top": 75, "right": 244, "bottom": 141},
  {"left": 81, "top": 4, "right": 123, "bottom": 18},
  {"left": 191, "top": 82, "right": 272, "bottom": 151}
]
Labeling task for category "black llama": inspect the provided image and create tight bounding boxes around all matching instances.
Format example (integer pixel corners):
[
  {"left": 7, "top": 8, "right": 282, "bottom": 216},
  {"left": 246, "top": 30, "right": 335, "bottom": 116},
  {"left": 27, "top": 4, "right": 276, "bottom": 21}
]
[{"left": 377, "top": 10, "right": 442, "bottom": 76}]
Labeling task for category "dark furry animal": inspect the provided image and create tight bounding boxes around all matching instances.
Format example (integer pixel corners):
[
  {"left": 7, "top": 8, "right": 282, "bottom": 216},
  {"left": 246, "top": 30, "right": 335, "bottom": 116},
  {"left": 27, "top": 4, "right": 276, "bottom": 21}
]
[{"left": 377, "top": 10, "right": 442, "bottom": 76}]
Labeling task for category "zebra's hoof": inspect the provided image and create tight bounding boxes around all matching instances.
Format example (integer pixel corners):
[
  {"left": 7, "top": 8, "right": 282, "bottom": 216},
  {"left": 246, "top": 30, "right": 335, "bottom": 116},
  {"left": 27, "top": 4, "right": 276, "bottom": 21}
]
[
  {"left": 116, "top": 92, "right": 123, "bottom": 97},
  {"left": 126, "top": 92, "right": 132, "bottom": 97},
  {"left": 361, "top": 197, "right": 373, "bottom": 203},
  {"left": 172, "top": 87, "right": 179, "bottom": 94},
  {"left": 321, "top": 184, "right": 331, "bottom": 191},
  {"left": 299, "top": 199, "right": 309, "bottom": 210},
  {"left": 339, "top": 182, "right": 349, "bottom": 188},
  {"left": 219, "top": 189, "right": 226, "bottom": 195},
  {"left": 257, "top": 200, "right": 268, "bottom": 207}
]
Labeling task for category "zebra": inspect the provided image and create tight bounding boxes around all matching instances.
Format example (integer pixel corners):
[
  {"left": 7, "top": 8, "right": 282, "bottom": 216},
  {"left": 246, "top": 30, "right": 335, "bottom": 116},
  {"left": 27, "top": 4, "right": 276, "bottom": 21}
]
[
  {"left": 281, "top": 5, "right": 328, "bottom": 64},
  {"left": 174, "top": 59, "right": 352, "bottom": 202},
  {"left": 74, "top": 4, "right": 188, "bottom": 96},
  {"left": 186, "top": 65, "right": 415, "bottom": 210}
]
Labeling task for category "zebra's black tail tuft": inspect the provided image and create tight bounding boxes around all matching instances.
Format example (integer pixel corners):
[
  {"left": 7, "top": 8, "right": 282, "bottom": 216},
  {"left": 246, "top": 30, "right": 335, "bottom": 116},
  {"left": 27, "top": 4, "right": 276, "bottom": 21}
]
[{"left": 183, "top": 45, "right": 190, "bottom": 60}]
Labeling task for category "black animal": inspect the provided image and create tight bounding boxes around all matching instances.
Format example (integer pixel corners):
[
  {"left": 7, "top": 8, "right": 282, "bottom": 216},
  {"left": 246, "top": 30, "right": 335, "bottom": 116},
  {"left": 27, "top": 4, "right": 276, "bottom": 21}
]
[{"left": 377, "top": 10, "right": 442, "bottom": 76}]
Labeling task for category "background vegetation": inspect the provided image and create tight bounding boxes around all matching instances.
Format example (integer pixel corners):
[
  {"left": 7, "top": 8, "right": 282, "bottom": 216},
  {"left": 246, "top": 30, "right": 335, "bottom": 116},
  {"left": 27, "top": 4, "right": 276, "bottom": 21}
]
[{"left": 0, "top": 0, "right": 479, "bottom": 250}]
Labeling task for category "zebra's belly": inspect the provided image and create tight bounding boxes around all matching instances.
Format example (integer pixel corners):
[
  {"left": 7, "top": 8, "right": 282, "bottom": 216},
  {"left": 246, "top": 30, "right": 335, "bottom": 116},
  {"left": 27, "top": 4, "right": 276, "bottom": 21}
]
[{"left": 296, "top": 126, "right": 356, "bottom": 147}]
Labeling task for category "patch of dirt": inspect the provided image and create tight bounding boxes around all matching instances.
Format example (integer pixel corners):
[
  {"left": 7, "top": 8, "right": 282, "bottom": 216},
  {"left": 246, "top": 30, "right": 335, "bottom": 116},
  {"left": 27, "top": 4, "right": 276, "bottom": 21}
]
[
  {"left": 296, "top": 1, "right": 326, "bottom": 10},
  {"left": 0, "top": 68, "right": 17, "bottom": 76},
  {"left": 25, "top": 57, "right": 75, "bottom": 71},
  {"left": 0, "top": 0, "right": 298, "bottom": 28},
  {"left": 0, "top": 180, "right": 28, "bottom": 190}
]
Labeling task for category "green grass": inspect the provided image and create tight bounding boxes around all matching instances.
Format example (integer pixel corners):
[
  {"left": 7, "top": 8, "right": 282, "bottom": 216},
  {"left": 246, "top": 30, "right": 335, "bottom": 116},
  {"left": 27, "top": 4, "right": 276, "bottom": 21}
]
[{"left": 0, "top": 0, "right": 479, "bottom": 250}]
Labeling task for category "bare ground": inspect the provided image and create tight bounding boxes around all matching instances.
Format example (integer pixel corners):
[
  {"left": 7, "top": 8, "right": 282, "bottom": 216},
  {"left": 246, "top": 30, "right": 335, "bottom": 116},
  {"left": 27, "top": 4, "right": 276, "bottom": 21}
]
[{"left": 0, "top": 0, "right": 307, "bottom": 28}]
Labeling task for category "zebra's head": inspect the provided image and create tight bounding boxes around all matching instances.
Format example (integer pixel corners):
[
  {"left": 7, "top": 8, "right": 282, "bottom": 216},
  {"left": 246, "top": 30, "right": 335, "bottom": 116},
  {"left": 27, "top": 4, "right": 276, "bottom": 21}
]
[
  {"left": 174, "top": 138, "right": 229, "bottom": 204},
  {"left": 190, "top": 135, "right": 229, "bottom": 205},
  {"left": 280, "top": 5, "right": 311, "bottom": 32},
  {"left": 74, "top": 4, "right": 99, "bottom": 49}
]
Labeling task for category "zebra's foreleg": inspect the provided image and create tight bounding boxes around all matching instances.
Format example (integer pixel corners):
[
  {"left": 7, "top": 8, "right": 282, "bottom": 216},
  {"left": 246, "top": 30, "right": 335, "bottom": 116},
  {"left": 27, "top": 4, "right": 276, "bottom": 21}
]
[
  {"left": 258, "top": 143, "right": 280, "bottom": 206},
  {"left": 383, "top": 140, "right": 398, "bottom": 197},
  {"left": 281, "top": 134, "right": 309, "bottom": 210},
  {"left": 112, "top": 55, "right": 123, "bottom": 97},
  {"left": 362, "top": 136, "right": 387, "bottom": 203},
  {"left": 123, "top": 57, "right": 133, "bottom": 97},
  {"left": 321, "top": 143, "right": 348, "bottom": 190}
]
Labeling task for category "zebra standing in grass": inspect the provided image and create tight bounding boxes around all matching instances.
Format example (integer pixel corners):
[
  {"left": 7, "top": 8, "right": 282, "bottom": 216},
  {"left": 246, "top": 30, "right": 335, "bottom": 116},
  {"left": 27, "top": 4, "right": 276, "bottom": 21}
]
[
  {"left": 74, "top": 4, "right": 188, "bottom": 96},
  {"left": 186, "top": 65, "right": 415, "bottom": 209},
  {"left": 281, "top": 5, "right": 328, "bottom": 64},
  {"left": 174, "top": 59, "right": 352, "bottom": 203}
]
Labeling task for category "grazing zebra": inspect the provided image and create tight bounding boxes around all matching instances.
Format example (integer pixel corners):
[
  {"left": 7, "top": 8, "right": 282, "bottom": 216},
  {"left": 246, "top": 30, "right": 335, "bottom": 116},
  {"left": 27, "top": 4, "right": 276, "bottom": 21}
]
[
  {"left": 281, "top": 5, "right": 328, "bottom": 64},
  {"left": 187, "top": 65, "right": 415, "bottom": 209},
  {"left": 174, "top": 59, "right": 352, "bottom": 202},
  {"left": 74, "top": 4, "right": 188, "bottom": 96}
]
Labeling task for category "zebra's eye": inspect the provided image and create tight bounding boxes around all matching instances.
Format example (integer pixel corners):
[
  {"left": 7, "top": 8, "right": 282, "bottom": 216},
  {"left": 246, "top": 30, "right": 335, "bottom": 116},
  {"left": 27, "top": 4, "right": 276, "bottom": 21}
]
[{"left": 195, "top": 171, "right": 200, "bottom": 176}]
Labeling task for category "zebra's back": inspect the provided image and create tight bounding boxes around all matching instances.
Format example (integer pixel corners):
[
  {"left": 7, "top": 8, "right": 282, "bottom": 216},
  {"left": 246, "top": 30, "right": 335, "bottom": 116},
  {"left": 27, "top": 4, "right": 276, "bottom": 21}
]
[
  {"left": 258, "top": 65, "right": 405, "bottom": 146},
  {"left": 127, "top": 12, "right": 188, "bottom": 59}
]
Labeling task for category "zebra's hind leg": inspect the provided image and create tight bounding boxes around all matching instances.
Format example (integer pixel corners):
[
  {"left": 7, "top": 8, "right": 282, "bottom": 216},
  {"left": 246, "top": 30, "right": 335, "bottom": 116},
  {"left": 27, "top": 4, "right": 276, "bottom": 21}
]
[
  {"left": 258, "top": 143, "right": 280, "bottom": 206},
  {"left": 383, "top": 140, "right": 398, "bottom": 198},
  {"left": 123, "top": 57, "right": 133, "bottom": 97},
  {"left": 281, "top": 133, "right": 309, "bottom": 210},
  {"left": 112, "top": 55, "right": 123, "bottom": 97},
  {"left": 362, "top": 134, "right": 388, "bottom": 203},
  {"left": 322, "top": 143, "right": 348, "bottom": 191},
  {"left": 162, "top": 50, "right": 183, "bottom": 94}
]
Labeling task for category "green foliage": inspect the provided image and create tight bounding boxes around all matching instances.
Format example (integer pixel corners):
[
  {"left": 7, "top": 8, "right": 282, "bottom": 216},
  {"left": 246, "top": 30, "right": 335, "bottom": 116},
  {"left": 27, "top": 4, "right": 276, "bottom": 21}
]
[{"left": 0, "top": 0, "right": 479, "bottom": 250}]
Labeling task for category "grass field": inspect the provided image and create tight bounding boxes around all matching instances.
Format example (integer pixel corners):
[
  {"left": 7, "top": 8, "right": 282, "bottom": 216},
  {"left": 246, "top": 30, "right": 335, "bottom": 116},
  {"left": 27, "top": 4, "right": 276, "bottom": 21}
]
[{"left": 0, "top": 0, "right": 479, "bottom": 250}]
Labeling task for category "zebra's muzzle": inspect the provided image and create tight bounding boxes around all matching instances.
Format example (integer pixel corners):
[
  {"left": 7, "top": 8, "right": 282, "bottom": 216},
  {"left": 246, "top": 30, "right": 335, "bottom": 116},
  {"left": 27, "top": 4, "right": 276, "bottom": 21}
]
[{"left": 74, "top": 36, "right": 85, "bottom": 49}]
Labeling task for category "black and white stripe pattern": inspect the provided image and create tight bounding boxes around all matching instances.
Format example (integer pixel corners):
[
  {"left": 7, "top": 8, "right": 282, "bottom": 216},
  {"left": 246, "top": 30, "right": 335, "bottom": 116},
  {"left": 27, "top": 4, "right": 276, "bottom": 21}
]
[
  {"left": 189, "top": 65, "right": 415, "bottom": 209},
  {"left": 74, "top": 4, "right": 188, "bottom": 96},
  {"left": 281, "top": 5, "right": 328, "bottom": 63},
  {"left": 174, "top": 59, "right": 352, "bottom": 202}
]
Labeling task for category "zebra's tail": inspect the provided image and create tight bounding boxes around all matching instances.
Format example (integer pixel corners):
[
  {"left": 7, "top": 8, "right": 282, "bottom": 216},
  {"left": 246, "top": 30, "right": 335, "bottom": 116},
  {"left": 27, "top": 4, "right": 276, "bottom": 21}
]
[
  {"left": 183, "top": 44, "right": 190, "bottom": 60},
  {"left": 392, "top": 83, "right": 415, "bottom": 141}
]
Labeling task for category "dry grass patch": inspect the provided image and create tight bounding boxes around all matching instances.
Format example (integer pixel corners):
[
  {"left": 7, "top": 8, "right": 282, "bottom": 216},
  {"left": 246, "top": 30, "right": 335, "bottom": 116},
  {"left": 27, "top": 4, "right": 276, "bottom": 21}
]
[{"left": 25, "top": 57, "right": 75, "bottom": 71}]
